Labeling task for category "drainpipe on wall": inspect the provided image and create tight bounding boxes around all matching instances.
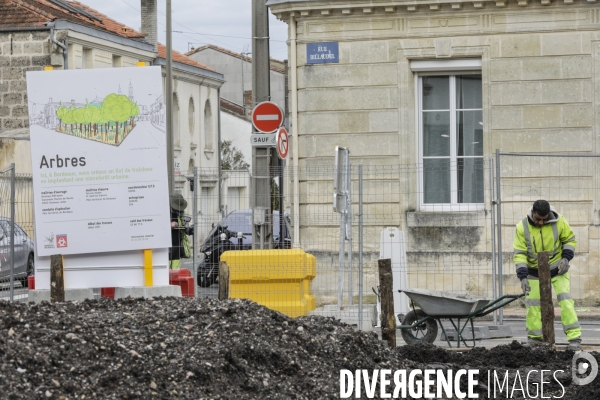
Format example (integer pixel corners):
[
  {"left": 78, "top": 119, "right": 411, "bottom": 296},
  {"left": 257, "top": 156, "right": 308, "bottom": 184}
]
[
  {"left": 217, "top": 88, "right": 224, "bottom": 218},
  {"left": 290, "top": 14, "right": 299, "bottom": 248},
  {"left": 48, "top": 23, "right": 68, "bottom": 69}
]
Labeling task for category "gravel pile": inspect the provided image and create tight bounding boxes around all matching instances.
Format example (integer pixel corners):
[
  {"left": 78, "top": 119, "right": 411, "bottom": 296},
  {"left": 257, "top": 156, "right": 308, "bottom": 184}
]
[{"left": 1, "top": 297, "right": 598, "bottom": 399}]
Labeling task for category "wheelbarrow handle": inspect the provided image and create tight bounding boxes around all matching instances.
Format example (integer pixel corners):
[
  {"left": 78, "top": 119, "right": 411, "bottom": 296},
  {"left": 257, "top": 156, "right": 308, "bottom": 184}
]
[{"left": 473, "top": 293, "right": 525, "bottom": 317}]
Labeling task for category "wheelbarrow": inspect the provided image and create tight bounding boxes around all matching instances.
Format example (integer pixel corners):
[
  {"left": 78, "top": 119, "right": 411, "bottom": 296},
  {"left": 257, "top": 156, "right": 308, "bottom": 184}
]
[{"left": 397, "top": 289, "right": 525, "bottom": 348}]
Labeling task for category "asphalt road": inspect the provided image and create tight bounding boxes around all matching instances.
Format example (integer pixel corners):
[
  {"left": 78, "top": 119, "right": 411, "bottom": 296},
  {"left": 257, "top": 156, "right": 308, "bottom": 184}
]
[{"left": 394, "top": 319, "right": 600, "bottom": 349}]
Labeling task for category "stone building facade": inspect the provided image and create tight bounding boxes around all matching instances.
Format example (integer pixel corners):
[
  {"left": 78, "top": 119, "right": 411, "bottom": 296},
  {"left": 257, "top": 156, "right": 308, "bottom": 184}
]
[{"left": 268, "top": 0, "right": 600, "bottom": 302}]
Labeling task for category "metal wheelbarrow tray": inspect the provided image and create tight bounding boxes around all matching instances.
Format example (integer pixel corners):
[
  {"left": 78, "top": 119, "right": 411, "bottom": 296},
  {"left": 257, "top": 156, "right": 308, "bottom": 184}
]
[{"left": 397, "top": 289, "right": 525, "bottom": 348}]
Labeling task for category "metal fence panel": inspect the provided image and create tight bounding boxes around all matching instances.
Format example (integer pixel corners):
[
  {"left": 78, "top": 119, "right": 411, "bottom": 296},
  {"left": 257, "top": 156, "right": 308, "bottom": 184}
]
[
  {"left": 0, "top": 166, "right": 34, "bottom": 302},
  {"left": 180, "top": 160, "right": 496, "bottom": 329},
  {"left": 300, "top": 161, "right": 495, "bottom": 312}
]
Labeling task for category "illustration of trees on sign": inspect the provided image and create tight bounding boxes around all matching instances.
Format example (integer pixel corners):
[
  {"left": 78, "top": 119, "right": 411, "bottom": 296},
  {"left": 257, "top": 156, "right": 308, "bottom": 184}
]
[{"left": 54, "top": 93, "right": 140, "bottom": 146}]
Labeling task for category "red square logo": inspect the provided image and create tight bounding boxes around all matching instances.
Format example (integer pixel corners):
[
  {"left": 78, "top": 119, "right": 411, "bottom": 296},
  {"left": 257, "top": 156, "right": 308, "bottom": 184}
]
[{"left": 56, "top": 234, "right": 68, "bottom": 248}]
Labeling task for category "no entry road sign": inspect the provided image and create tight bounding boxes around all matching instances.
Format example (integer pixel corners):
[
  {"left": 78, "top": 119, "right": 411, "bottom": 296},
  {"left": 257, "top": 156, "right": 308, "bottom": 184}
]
[
  {"left": 252, "top": 101, "right": 283, "bottom": 133},
  {"left": 277, "top": 127, "right": 289, "bottom": 160}
]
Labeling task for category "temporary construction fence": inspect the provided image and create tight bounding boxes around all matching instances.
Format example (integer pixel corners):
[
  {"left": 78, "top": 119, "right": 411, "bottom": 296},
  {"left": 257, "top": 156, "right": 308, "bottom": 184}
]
[
  {"left": 302, "top": 159, "right": 501, "bottom": 330},
  {"left": 6, "top": 152, "right": 599, "bottom": 329},
  {"left": 187, "top": 153, "right": 600, "bottom": 329},
  {"left": 0, "top": 165, "right": 35, "bottom": 302},
  {"left": 185, "top": 160, "right": 499, "bottom": 329},
  {"left": 495, "top": 152, "right": 600, "bottom": 311}
]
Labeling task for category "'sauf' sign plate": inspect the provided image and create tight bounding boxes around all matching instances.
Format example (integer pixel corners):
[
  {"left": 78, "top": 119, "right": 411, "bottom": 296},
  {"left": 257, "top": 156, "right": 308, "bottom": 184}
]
[{"left": 251, "top": 133, "right": 276, "bottom": 147}]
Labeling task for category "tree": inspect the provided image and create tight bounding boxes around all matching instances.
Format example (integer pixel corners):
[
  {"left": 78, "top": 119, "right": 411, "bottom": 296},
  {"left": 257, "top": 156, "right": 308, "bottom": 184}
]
[
  {"left": 271, "top": 178, "right": 280, "bottom": 210},
  {"left": 221, "top": 140, "right": 249, "bottom": 170},
  {"left": 63, "top": 106, "right": 76, "bottom": 134},
  {"left": 56, "top": 103, "right": 66, "bottom": 131},
  {"left": 72, "top": 107, "right": 86, "bottom": 137},
  {"left": 101, "top": 94, "right": 132, "bottom": 144},
  {"left": 85, "top": 104, "right": 101, "bottom": 139}
]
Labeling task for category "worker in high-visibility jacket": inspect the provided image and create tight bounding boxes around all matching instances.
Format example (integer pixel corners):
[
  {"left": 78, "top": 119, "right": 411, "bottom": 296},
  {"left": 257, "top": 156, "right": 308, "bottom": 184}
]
[{"left": 513, "top": 199, "right": 581, "bottom": 351}]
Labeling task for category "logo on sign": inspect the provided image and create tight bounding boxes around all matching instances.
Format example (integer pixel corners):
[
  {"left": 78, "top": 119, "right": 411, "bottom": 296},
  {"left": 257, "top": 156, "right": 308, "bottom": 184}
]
[
  {"left": 44, "top": 232, "right": 56, "bottom": 249},
  {"left": 56, "top": 234, "right": 68, "bottom": 248}
]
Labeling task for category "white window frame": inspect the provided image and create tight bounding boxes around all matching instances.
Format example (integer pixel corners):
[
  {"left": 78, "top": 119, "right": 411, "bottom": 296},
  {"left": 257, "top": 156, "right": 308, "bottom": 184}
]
[{"left": 413, "top": 59, "right": 483, "bottom": 212}]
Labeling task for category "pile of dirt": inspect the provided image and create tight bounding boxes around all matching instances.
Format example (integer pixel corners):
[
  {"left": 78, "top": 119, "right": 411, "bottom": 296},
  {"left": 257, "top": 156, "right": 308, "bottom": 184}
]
[{"left": 1, "top": 297, "right": 598, "bottom": 399}]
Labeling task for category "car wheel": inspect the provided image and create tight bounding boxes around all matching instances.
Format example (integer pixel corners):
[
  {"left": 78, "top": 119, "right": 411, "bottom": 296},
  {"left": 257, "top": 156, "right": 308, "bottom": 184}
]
[{"left": 22, "top": 253, "right": 34, "bottom": 288}]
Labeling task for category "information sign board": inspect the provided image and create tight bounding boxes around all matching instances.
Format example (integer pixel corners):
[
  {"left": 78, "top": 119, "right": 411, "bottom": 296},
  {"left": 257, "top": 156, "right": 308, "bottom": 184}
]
[{"left": 26, "top": 66, "right": 171, "bottom": 256}]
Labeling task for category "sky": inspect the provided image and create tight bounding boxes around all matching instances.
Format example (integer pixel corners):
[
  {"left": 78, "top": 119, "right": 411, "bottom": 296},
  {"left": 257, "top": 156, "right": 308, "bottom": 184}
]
[{"left": 81, "top": 0, "right": 290, "bottom": 61}]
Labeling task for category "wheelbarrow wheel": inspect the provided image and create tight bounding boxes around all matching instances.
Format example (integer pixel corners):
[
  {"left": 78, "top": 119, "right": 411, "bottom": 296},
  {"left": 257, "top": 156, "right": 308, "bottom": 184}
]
[{"left": 400, "top": 309, "right": 438, "bottom": 345}]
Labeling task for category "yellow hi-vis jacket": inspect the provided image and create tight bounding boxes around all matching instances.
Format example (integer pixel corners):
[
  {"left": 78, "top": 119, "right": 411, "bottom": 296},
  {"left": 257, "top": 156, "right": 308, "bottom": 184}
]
[{"left": 513, "top": 207, "right": 576, "bottom": 278}]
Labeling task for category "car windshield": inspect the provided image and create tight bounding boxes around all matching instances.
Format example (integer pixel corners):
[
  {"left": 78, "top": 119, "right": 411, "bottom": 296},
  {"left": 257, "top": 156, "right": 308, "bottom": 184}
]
[{"left": 219, "top": 211, "right": 282, "bottom": 236}]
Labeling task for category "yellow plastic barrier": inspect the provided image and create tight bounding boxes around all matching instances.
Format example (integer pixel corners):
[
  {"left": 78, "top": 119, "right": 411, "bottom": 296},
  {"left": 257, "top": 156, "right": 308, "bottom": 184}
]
[{"left": 220, "top": 249, "right": 316, "bottom": 317}]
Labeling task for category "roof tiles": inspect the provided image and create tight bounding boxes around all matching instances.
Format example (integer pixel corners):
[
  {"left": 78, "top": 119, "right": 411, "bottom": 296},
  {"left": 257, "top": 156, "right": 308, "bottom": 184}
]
[
  {"left": 0, "top": 0, "right": 213, "bottom": 73},
  {"left": 157, "top": 43, "right": 214, "bottom": 72}
]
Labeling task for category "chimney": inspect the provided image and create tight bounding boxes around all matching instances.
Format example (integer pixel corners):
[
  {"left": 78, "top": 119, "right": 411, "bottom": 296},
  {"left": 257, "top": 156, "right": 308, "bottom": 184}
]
[{"left": 140, "top": 0, "right": 158, "bottom": 52}]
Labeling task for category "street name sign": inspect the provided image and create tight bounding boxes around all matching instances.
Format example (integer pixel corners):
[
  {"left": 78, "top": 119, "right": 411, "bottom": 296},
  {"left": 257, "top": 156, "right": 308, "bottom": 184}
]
[
  {"left": 251, "top": 101, "right": 283, "bottom": 133},
  {"left": 307, "top": 42, "right": 339, "bottom": 64}
]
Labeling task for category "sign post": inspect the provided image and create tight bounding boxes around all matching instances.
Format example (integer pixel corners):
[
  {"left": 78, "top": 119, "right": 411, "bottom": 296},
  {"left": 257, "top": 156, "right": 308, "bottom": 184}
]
[
  {"left": 250, "top": 101, "right": 283, "bottom": 250},
  {"left": 334, "top": 146, "right": 351, "bottom": 308}
]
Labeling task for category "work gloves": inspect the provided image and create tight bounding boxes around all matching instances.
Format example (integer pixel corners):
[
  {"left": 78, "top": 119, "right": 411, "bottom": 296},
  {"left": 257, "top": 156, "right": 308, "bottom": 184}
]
[
  {"left": 521, "top": 278, "right": 531, "bottom": 295},
  {"left": 556, "top": 258, "right": 570, "bottom": 275}
]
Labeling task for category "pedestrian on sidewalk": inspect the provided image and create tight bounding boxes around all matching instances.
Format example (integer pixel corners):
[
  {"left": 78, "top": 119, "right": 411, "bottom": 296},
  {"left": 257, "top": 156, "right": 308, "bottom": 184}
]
[
  {"left": 513, "top": 199, "right": 582, "bottom": 350},
  {"left": 169, "top": 193, "right": 193, "bottom": 270}
]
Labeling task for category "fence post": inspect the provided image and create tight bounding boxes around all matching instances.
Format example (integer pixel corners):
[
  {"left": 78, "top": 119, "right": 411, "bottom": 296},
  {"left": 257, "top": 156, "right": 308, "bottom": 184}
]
[
  {"left": 338, "top": 202, "right": 346, "bottom": 308},
  {"left": 495, "top": 149, "right": 504, "bottom": 324},
  {"left": 347, "top": 164, "right": 353, "bottom": 305},
  {"left": 489, "top": 159, "right": 498, "bottom": 325},
  {"left": 358, "top": 165, "right": 363, "bottom": 330},
  {"left": 218, "top": 261, "right": 229, "bottom": 300},
  {"left": 378, "top": 258, "right": 396, "bottom": 348},
  {"left": 193, "top": 166, "right": 198, "bottom": 298},
  {"left": 538, "top": 252, "right": 555, "bottom": 345},
  {"left": 50, "top": 254, "right": 65, "bottom": 302},
  {"left": 9, "top": 163, "right": 15, "bottom": 302}
]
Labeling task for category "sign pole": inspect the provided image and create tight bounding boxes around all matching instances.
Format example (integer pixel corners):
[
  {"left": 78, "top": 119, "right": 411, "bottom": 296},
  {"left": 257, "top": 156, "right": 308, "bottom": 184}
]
[
  {"left": 166, "top": 0, "right": 174, "bottom": 195},
  {"left": 252, "top": 0, "right": 272, "bottom": 250},
  {"left": 275, "top": 127, "right": 288, "bottom": 248},
  {"left": 278, "top": 156, "right": 284, "bottom": 248}
]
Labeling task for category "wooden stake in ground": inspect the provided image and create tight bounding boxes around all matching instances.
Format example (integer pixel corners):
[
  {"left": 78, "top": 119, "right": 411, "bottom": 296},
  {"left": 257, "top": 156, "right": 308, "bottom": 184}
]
[
  {"left": 50, "top": 254, "right": 64, "bottom": 303},
  {"left": 538, "top": 251, "right": 555, "bottom": 345},
  {"left": 378, "top": 258, "right": 396, "bottom": 348},
  {"left": 218, "top": 261, "right": 229, "bottom": 300}
]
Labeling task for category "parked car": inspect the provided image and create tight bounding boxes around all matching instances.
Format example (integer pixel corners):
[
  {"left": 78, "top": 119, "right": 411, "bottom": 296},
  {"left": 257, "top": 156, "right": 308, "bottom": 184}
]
[
  {"left": 197, "top": 210, "right": 291, "bottom": 287},
  {"left": 0, "top": 218, "right": 35, "bottom": 287}
]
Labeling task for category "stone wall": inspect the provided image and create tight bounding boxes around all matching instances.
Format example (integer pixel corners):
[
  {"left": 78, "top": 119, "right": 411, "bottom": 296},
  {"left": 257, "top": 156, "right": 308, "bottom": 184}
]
[{"left": 0, "top": 30, "right": 64, "bottom": 139}]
